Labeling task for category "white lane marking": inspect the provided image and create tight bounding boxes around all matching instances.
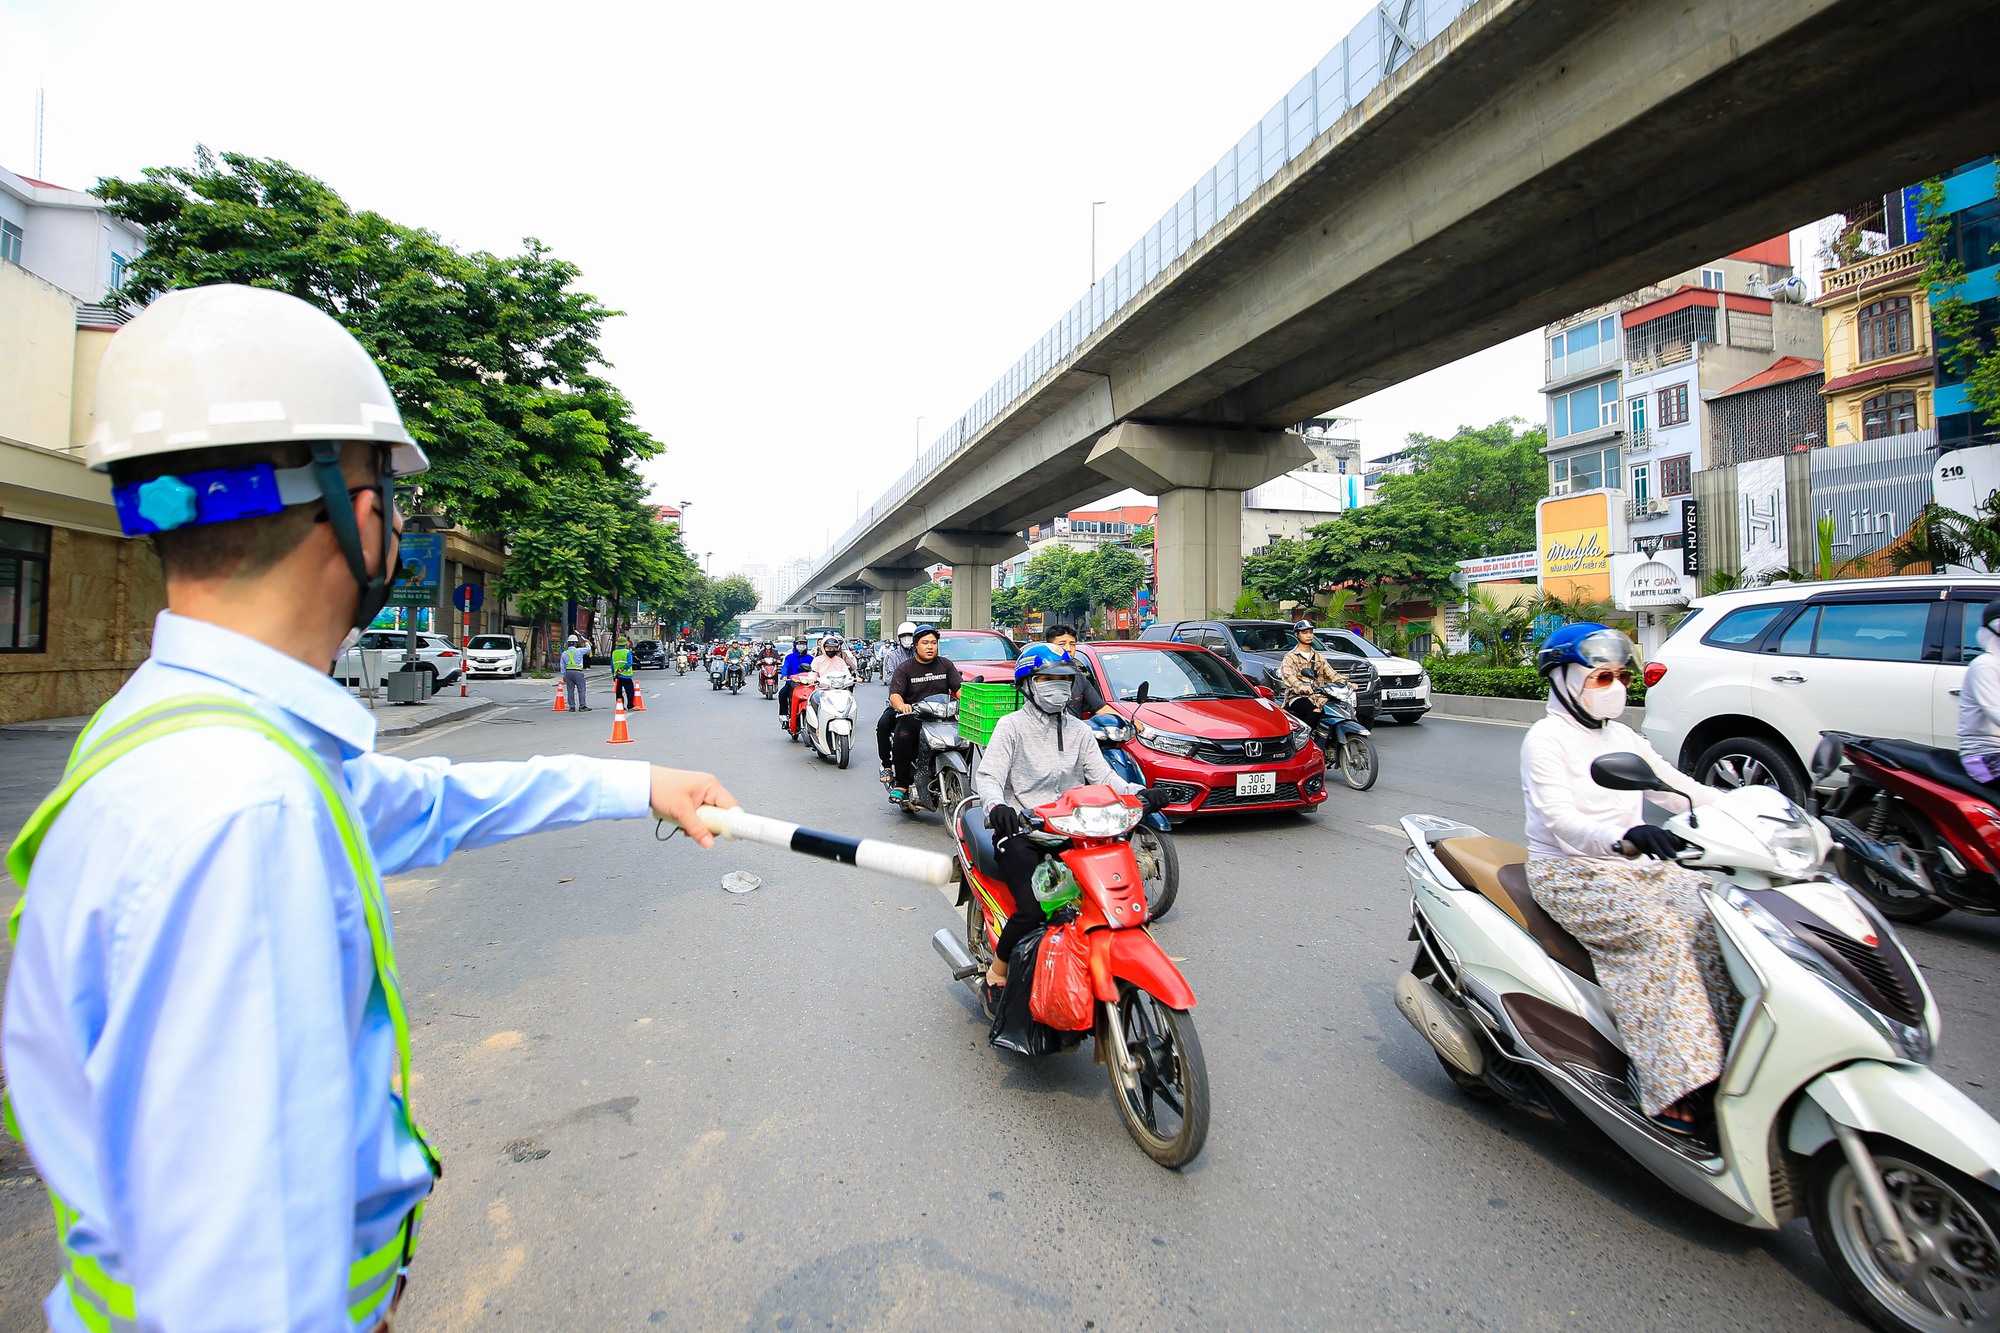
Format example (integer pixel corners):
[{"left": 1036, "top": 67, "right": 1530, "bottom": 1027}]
[{"left": 1366, "top": 823, "right": 1409, "bottom": 839}]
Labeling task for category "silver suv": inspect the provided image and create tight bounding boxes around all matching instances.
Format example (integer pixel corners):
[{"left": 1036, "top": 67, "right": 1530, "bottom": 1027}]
[{"left": 1641, "top": 575, "right": 2000, "bottom": 801}]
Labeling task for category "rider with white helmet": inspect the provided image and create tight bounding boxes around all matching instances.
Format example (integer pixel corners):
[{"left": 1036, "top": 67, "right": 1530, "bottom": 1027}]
[{"left": 875, "top": 621, "right": 922, "bottom": 783}]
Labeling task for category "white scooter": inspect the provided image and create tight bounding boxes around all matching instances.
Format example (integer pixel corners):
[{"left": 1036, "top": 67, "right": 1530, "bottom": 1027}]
[
  {"left": 802, "top": 668, "right": 858, "bottom": 770},
  {"left": 1396, "top": 753, "right": 2000, "bottom": 1333}
]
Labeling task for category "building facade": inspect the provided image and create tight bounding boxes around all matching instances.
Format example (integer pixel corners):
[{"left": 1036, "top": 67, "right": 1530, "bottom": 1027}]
[
  {"left": 1815, "top": 241, "right": 1937, "bottom": 448},
  {"left": 1934, "top": 157, "right": 2000, "bottom": 451}
]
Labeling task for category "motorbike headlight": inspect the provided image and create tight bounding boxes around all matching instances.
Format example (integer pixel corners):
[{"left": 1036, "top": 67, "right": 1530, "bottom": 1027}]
[
  {"left": 1047, "top": 801, "right": 1143, "bottom": 838},
  {"left": 1717, "top": 885, "right": 1933, "bottom": 1063},
  {"left": 1092, "top": 719, "right": 1135, "bottom": 744},
  {"left": 1760, "top": 799, "right": 1821, "bottom": 876},
  {"left": 1134, "top": 721, "right": 1197, "bottom": 758}
]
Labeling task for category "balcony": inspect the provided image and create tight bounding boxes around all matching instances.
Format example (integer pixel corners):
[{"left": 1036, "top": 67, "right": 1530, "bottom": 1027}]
[
  {"left": 1821, "top": 244, "right": 1924, "bottom": 299},
  {"left": 1625, "top": 341, "right": 1697, "bottom": 376},
  {"left": 1625, "top": 427, "right": 1652, "bottom": 453},
  {"left": 1545, "top": 339, "right": 1618, "bottom": 385}
]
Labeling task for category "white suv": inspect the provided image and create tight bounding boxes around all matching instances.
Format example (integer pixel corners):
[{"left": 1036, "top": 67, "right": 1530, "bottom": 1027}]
[
  {"left": 1642, "top": 575, "right": 2000, "bottom": 801},
  {"left": 332, "top": 631, "right": 465, "bottom": 690}
]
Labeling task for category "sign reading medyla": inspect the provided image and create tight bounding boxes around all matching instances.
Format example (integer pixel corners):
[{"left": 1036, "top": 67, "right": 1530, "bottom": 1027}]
[{"left": 1535, "top": 490, "right": 1625, "bottom": 603}]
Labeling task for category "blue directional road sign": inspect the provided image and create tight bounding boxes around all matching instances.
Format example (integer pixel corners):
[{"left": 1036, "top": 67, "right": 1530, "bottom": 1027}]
[{"left": 452, "top": 583, "right": 485, "bottom": 614}]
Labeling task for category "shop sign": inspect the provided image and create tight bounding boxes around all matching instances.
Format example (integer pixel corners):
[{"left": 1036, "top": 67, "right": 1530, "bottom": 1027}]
[{"left": 1536, "top": 491, "right": 1621, "bottom": 602}]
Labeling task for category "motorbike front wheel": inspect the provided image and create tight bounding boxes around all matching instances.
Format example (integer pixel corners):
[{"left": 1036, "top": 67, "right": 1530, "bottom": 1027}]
[
  {"left": 1808, "top": 1139, "right": 2000, "bottom": 1333},
  {"left": 1106, "top": 985, "right": 1209, "bottom": 1169},
  {"left": 937, "top": 766, "right": 964, "bottom": 813},
  {"left": 834, "top": 733, "right": 850, "bottom": 770},
  {"left": 1338, "top": 734, "right": 1379, "bottom": 791},
  {"left": 1131, "top": 824, "right": 1181, "bottom": 920}
]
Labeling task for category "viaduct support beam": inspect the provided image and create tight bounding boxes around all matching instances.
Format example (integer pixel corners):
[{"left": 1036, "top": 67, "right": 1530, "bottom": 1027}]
[
  {"left": 859, "top": 566, "right": 931, "bottom": 637},
  {"left": 917, "top": 531, "right": 1026, "bottom": 633},
  {"left": 1087, "top": 423, "right": 1313, "bottom": 624},
  {"left": 842, "top": 603, "right": 864, "bottom": 640}
]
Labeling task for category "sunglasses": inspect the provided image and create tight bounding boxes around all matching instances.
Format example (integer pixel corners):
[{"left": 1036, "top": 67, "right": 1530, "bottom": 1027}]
[{"left": 1585, "top": 667, "right": 1635, "bottom": 687}]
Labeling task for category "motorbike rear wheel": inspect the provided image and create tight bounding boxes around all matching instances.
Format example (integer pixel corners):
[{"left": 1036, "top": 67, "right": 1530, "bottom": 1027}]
[
  {"left": 1338, "top": 735, "right": 1379, "bottom": 791},
  {"left": 964, "top": 888, "right": 992, "bottom": 968},
  {"left": 1808, "top": 1139, "right": 2000, "bottom": 1333},
  {"left": 1853, "top": 803, "right": 1954, "bottom": 925},
  {"left": 1106, "top": 985, "right": 1209, "bottom": 1169},
  {"left": 1131, "top": 824, "right": 1180, "bottom": 920}
]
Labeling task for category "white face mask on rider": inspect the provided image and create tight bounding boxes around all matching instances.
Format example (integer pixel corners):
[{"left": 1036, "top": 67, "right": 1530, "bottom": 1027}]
[
  {"left": 1580, "top": 681, "right": 1627, "bottom": 720},
  {"left": 1030, "top": 681, "right": 1072, "bottom": 713}
]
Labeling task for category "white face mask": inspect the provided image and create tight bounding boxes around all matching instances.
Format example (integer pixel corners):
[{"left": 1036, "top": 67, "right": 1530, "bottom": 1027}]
[
  {"left": 1031, "top": 681, "right": 1073, "bottom": 712},
  {"left": 898, "top": 635, "right": 914, "bottom": 649},
  {"left": 1581, "top": 682, "right": 1626, "bottom": 720}
]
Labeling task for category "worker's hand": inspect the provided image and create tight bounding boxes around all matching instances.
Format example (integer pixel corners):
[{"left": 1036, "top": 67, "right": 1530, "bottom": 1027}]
[{"left": 649, "top": 767, "right": 739, "bottom": 848}]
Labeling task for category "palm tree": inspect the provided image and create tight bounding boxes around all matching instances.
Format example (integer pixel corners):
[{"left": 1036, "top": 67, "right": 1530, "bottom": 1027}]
[{"left": 1463, "top": 587, "right": 1533, "bottom": 667}]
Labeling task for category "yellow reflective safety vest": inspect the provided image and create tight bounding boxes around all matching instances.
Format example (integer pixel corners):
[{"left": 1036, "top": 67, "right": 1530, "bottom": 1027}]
[{"left": 5, "top": 695, "right": 439, "bottom": 1331}]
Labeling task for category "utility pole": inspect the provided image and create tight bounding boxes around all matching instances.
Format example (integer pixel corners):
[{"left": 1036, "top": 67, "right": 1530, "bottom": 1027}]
[{"left": 34, "top": 88, "right": 45, "bottom": 180}]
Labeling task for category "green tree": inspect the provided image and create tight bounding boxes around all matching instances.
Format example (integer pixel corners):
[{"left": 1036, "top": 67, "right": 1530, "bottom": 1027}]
[
  {"left": 1372, "top": 420, "right": 1548, "bottom": 557},
  {"left": 991, "top": 583, "right": 1028, "bottom": 628},
  {"left": 1243, "top": 537, "right": 1323, "bottom": 604},
  {"left": 907, "top": 581, "right": 952, "bottom": 609},
  {"left": 1020, "top": 546, "right": 1093, "bottom": 625},
  {"left": 1300, "top": 502, "right": 1466, "bottom": 600},
  {"left": 99, "top": 152, "right": 658, "bottom": 535},
  {"left": 1128, "top": 524, "right": 1154, "bottom": 548},
  {"left": 1087, "top": 545, "right": 1147, "bottom": 612},
  {"left": 1919, "top": 168, "right": 2000, "bottom": 441}
]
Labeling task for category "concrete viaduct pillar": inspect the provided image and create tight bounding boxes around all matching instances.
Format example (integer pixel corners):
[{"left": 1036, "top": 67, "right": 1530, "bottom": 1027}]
[
  {"left": 917, "top": 531, "right": 1026, "bottom": 632},
  {"left": 1088, "top": 424, "right": 1314, "bottom": 624},
  {"left": 859, "top": 566, "right": 931, "bottom": 637},
  {"left": 842, "top": 600, "right": 866, "bottom": 640}
]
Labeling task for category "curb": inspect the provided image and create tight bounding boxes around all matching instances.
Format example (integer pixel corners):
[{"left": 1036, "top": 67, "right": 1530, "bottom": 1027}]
[
  {"left": 369, "top": 697, "right": 498, "bottom": 738},
  {"left": 1427, "top": 693, "right": 1645, "bottom": 727}
]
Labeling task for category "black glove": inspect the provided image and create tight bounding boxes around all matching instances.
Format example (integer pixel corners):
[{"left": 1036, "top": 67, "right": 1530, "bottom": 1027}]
[
  {"left": 1138, "top": 787, "right": 1167, "bottom": 814},
  {"left": 1622, "top": 824, "right": 1681, "bottom": 860},
  {"left": 987, "top": 804, "right": 1022, "bottom": 840}
]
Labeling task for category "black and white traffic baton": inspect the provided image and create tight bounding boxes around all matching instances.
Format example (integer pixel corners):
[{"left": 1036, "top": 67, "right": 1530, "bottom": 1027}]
[{"left": 657, "top": 807, "right": 957, "bottom": 887}]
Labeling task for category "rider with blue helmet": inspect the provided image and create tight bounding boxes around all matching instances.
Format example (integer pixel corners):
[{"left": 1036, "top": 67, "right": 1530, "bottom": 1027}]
[{"left": 1522, "top": 622, "right": 1727, "bottom": 1139}]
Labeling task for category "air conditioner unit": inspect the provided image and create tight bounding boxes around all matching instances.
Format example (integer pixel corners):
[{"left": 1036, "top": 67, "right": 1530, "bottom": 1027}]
[{"left": 1643, "top": 498, "right": 1671, "bottom": 516}]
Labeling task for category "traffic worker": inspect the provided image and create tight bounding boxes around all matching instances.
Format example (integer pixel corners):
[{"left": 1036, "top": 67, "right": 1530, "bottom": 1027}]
[
  {"left": 562, "top": 634, "right": 590, "bottom": 711},
  {"left": 611, "top": 635, "right": 636, "bottom": 709},
  {"left": 1, "top": 284, "right": 737, "bottom": 1331}
]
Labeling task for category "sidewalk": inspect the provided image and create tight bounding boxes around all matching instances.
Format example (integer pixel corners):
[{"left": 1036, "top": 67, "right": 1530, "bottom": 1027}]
[{"left": 3, "top": 690, "right": 498, "bottom": 740}]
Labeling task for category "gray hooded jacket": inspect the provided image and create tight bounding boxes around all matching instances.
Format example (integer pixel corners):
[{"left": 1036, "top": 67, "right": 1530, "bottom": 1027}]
[{"left": 974, "top": 699, "right": 1140, "bottom": 813}]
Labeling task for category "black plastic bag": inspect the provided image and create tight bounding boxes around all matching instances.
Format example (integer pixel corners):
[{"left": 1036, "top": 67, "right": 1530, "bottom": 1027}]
[{"left": 988, "top": 923, "right": 1087, "bottom": 1057}]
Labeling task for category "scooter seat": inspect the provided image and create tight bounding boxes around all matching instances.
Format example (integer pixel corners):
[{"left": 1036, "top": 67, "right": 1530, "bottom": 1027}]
[
  {"left": 1864, "top": 737, "right": 2000, "bottom": 804},
  {"left": 1433, "top": 837, "right": 1597, "bottom": 984},
  {"left": 956, "top": 806, "right": 1006, "bottom": 884}
]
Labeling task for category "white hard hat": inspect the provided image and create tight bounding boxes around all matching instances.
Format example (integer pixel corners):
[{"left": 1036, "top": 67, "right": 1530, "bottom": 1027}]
[
  {"left": 896, "top": 621, "right": 917, "bottom": 638},
  {"left": 87, "top": 284, "right": 428, "bottom": 477}
]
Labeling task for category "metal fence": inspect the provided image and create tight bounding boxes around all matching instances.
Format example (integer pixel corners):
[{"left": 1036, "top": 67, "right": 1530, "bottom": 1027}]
[{"left": 808, "top": 0, "right": 1478, "bottom": 586}]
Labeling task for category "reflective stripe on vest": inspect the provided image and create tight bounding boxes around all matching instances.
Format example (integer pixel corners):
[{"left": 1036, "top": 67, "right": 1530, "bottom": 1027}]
[{"left": 5, "top": 694, "right": 439, "bottom": 1330}]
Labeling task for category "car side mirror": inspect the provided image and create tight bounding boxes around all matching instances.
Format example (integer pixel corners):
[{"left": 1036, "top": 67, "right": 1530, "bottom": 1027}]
[
  {"left": 1255, "top": 685, "right": 1274, "bottom": 699},
  {"left": 1589, "top": 753, "right": 1672, "bottom": 792},
  {"left": 1135, "top": 681, "right": 1151, "bottom": 704}
]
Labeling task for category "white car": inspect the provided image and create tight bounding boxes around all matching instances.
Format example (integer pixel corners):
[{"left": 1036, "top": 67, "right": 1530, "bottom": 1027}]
[
  {"left": 1641, "top": 574, "right": 2000, "bottom": 801},
  {"left": 464, "top": 633, "right": 525, "bottom": 678},
  {"left": 1316, "top": 629, "right": 1431, "bottom": 723},
  {"left": 333, "top": 631, "right": 464, "bottom": 690}
]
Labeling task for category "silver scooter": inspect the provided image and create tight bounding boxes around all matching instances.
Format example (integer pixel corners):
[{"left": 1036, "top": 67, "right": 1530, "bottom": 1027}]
[
  {"left": 801, "top": 667, "right": 858, "bottom": 770},
  {"left": 1396, "top": 753, "right": 2000, "bottom": 1333}
]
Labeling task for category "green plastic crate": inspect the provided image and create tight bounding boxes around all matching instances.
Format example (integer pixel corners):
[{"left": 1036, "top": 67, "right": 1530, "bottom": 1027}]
[{"left": 958, "top": 681, "right": 1020, "bottom": 747}]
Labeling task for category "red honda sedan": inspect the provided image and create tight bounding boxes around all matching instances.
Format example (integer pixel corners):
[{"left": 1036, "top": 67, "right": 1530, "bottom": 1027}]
[{"left": 1072, "top": 641, "right": 1328, "bottom": 818}]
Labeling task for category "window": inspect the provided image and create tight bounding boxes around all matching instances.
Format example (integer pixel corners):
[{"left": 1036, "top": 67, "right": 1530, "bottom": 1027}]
[
  {"left": 1657, "top": 384, "right": 1690, "bottom": 426},
  {"left": 110, "top": 252, "right": 130, "bottom": 291},
  {"left": 1549, "top": 314, "right": 1618, "bottom": 378},
  {"left": 1551, "top": 379, "right": 1621, "bottom": 438},
  {"left": 0, "top": 519, "right": 51, "bottom": 652},
  {"left": 1701, "top": 601, "right": 1795, "bottom": 650},
  {"left": 1774, "top": 607, "right": 1820, "bottom": 656},
  {"left": 1811, "top": 601, "right": 1931, "bottom": 662},
  {"left": 1629, "top": 464, "right": 1651, "bottom": 502},
  {"left": 1660, "top": 455, "right": 1692, "bottom": 496},
  {"left": 1628, "top": 395, "right": 1648, "bottom": 438},
  {"left": 1700, "top": 268, "right": 1726, "bottom": 290},
  {"left": 1857, "top": 296, "right": 1915, "bottom": 363},
  {"left": 1550, "top": 446, "right": 1621, "bottom": 492},
  {"left": 1862, "top": 389, "right": 1918, "bottom": 439},
  {"left": 0, "top": 219, "right": 21, "bottom": 266},
  {"left": 1097, "top": 648, "right": 1254, "bottom": 701}
]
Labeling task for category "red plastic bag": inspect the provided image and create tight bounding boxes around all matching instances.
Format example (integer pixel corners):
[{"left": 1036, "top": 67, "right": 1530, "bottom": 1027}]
[{"left": 1029, "top": 922, "right": 1095, "bottom": 1032}]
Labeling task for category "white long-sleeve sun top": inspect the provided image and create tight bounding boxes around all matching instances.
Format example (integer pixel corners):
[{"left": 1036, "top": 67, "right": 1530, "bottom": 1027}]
[{"left": 1520, "top": 693, "right": 1713, "bottom": 862}]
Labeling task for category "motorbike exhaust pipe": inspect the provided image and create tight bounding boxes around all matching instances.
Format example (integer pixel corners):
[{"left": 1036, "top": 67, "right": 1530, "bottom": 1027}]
[
  {"left": 1395, "top": 972, "right": 1485, "bottom": 1077},
  {"left": 931, "top": 929, "right": 982, "bottom": 984}
]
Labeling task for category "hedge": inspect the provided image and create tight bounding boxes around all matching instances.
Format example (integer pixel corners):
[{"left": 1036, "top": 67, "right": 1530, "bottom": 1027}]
[{"left": 1425, "top": 660, "right": 1647, "bottom": 706}]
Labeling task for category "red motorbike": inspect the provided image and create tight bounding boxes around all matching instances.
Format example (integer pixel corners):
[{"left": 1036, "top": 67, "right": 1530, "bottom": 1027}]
[
  {"left": 757, "top": 654, "right": 782, "bottom": 700},
  {"left": 932, "top": 784, "right": 1210, "bottom": 1168},
  {"left": 784, "top": 672, "right": 816, "bottom": 742},
  {"left": 1812, "top": 731, "right": 2000, "bottom": 923}
]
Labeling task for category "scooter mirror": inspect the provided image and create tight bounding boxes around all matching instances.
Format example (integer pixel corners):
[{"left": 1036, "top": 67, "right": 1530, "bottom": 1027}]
[
  {"left": 1811, "top": 732, "right": 1846, "bottom": 781},
  {"left": 1135, "top": 681, "right": 1151, "bottom": 704},
  {"left": 1589, "top": 753, "right": 1672, "bottom": 793}
]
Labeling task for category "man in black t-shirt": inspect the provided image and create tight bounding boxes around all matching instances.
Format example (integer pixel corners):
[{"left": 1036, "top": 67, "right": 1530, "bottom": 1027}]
[{"left": 886, "top": 625, "right": 963, "bottom": 801}]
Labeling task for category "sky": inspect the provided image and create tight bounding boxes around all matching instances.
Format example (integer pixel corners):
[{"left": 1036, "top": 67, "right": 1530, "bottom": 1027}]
[{"left": 0, "top": 0, "right": 1551, "bottom": 577}]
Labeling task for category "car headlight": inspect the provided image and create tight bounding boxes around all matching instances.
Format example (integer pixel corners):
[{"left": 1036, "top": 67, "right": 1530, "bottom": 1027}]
[
  {"left": 1047, "top": 802, "right": 1143, "bottom": 838},
  {"left": 1718, "top": 885, "right": 1932, "bottom": 1062},
  {"left": 1134, "top": 721, "right": 1197, "bottom": 757},
  {"left": 1286, "top": 714, "right": 1311, "bottom": 740}
]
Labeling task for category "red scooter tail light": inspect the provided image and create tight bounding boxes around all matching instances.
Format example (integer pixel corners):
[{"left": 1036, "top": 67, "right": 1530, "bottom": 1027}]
[{"left": 1643, "top": 662, "right": 1667, "bottom": 688}]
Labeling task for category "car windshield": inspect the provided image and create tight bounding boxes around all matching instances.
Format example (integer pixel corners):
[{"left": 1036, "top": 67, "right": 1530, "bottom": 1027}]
[
  {"left": 1230, "top": 625, "right": 1297, "bottom": 652},
  {"left": 1316, "top": 631, "right": 1383, "bottom": 659},
  {"left": 1097, "top": 649, "right": 1254, "bottom": 701},
  {"left": 937, "top": 633, "right": 1019, "bottom": 662},
  {"left": 468, "top": 636, "right": 513, "bottom": 649}
]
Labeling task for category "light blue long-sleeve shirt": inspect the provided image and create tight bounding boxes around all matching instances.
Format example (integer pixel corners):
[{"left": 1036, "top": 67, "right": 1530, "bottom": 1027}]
[{"left": 3, "top": 611, "right": 652, "bottom": 1331}]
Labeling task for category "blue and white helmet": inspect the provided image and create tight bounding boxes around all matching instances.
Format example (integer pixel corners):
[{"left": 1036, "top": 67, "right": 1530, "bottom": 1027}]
[
  {"left": 1013, "top": 642, "right": 1071, "bottom": 682},
  {"left": 1534, "top": 623, "right": 1632, "bottom": 678}
]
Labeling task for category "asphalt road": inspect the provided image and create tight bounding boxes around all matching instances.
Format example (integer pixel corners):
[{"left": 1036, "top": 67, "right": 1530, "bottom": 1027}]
[{"left": 2, "top": 668, "right": 1998, "bottom": 1330}]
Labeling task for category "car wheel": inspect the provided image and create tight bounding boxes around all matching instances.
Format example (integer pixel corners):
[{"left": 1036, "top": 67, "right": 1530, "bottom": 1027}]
[{"left": 1695, "top": 735, "right": 1807, "bottom": 804}]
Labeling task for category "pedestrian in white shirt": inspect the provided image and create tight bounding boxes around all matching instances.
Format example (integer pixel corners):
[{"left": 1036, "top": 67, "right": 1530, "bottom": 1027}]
[
  {"left": 3, "top": 285, "right": 736, "bottom": 1331},
  {"left": 1519, "top": 623, "right": 1728, "bottom": 1137}
]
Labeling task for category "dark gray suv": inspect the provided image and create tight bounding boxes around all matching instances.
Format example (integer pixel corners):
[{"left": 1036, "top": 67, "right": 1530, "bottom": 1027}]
[{"left": 1137, "top": 619, "right": 1382, "bottom": 722}]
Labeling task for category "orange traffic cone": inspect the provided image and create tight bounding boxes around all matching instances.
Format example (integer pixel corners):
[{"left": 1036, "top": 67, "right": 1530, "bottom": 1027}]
[
  {"left": 552, "top": 673, "right": 567, "bottom": 712},
  {"left": 605, "top": 695, "right": 633, "bottom": 745},
  {"left": 630, "top": 682, "right": 646, "bottom": 712}
]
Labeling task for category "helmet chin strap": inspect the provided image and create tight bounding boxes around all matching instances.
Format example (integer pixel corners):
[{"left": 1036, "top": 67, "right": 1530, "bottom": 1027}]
[
  {"left": 1550, "top": 666, "right": 1604, "bottom": 730},
  {"left": 309, "top": 441, "right": 396, "bottom": 633}
]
